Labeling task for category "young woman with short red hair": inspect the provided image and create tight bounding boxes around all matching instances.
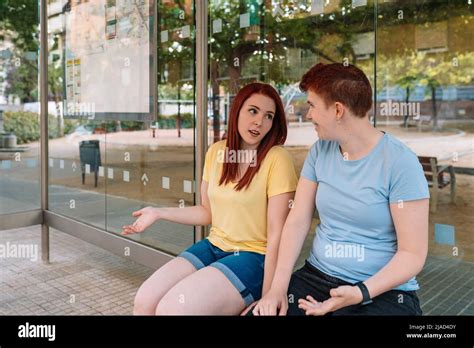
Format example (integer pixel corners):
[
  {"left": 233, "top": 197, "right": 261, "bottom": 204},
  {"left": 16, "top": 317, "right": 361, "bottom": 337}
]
[{"left": 252, "top": 63, "right": 430, "bottom": 316}]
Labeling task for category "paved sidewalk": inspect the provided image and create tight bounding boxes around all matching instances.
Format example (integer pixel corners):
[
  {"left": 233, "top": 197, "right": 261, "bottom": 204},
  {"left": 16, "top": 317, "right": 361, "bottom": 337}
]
[
  {"left": 5, "top": 123, "right": 473, "bottom": 168},
  {"left": 0, "top": 225, "right": 472, "bottom": 315},
  {"left": 0, "top": 225, "right": 154, "bottom": 315}
]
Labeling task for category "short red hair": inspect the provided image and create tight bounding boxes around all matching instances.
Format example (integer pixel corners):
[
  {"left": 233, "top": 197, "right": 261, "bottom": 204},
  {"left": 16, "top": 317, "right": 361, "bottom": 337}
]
[
  {"left": 299, "top": 63, "right": 372, "bottom": 118},
  {"left": 220, "top": 83, "right": 287, "bottom": 191}
]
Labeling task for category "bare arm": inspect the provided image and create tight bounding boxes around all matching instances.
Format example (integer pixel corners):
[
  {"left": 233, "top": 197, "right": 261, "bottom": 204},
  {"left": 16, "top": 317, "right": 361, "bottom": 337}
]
[
  {"left": 298, "top": 199, "right": 429, "bottom": 315},
  {"left": 122, "top": 180, "right": 211, "bottom": 234},
  {"left": 364, "top": 199, "right": 429, "bottom": 297},
  {"left": 156, "top": 180, "right": 212, "bottom": 226},
  {"left": 270, "top": 177, "right": 317, "bottom": 294},
  {"left": 262, "top": 191, "right": 295, "bottom": 296},
  {"left": 252, "top": 177, "right": 317, "bottom": 315}
]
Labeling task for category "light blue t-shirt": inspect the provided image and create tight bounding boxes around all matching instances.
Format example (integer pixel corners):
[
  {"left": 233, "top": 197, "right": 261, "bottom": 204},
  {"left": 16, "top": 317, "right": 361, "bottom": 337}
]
[{"left": 301, "top": 132, "right": 430, "bottom": 291}]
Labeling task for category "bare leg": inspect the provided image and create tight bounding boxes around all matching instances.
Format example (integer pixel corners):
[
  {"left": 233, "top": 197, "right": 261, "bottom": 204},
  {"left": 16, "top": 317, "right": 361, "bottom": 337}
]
[
  {"left": 133, "top": 257, "right": 196, "bottom": 315},
  {"left": 155, "top": 266, "right": 246, "bottom": 315}
]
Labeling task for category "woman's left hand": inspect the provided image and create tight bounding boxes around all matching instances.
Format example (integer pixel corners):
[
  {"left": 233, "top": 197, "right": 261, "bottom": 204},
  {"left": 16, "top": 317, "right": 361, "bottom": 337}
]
[
  {"left": 298, "top": 285, "right": 363, "bottom": 316},
  {"left": 240, "top": 301, "right": 257, "bottom": 316}
]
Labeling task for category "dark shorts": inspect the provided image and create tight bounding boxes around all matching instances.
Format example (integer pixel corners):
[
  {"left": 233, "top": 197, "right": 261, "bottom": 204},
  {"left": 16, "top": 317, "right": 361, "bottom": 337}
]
[
  {"left": 285, "top": 260, "right": 422, "bottom": 316},
  {"left": 178, "top": 238, "right": 265, "bottom": 306}
]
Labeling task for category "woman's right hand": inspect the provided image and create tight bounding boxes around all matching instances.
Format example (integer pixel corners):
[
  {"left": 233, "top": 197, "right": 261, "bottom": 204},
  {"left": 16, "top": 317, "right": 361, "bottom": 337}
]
[
  {"left": 122, "top": 207, "right": 160, "bottom": 235},
  {"left": 252, "top": 288, "right": 288, "bottom": 316}
]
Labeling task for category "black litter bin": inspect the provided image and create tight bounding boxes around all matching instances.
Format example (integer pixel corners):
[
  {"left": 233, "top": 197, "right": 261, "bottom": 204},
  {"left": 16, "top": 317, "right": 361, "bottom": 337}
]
[{"left": 79, "top": 140, "right": 101, "bottom": 187}]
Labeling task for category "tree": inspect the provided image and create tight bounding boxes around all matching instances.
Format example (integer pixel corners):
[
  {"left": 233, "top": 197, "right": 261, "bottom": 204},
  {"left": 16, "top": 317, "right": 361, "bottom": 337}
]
[
  {"left": 0, "top": 0, "right": 38, "bottom": 52},
  {"left": 208, "top": 0, "right": 371, "bottom": 141},
  {"left": 3, "top": 59, "right": 38, "bottom": 103},
  {"left": 377, "top": 50, "right": 474, "bottom": 130},
  {"left": 0, "top": 0, "right": 39, "bottom": 103},
  {"left": 157, "top": 1, "right": 194, "bottom": 138},
  {"left": 396, "top": 74, "right": 422, "bottom": 127},
  {"left": 48, "top": 64, "right": 64, "bottom": 136},
  {"left": 418, "top": 52, "right": 473, "bottom": 130}
]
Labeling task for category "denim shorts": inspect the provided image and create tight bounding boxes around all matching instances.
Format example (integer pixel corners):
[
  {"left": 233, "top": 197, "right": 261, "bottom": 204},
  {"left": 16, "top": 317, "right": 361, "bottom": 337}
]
[{"left": 178, "top": 238, "right": 265, "bottom": 306}]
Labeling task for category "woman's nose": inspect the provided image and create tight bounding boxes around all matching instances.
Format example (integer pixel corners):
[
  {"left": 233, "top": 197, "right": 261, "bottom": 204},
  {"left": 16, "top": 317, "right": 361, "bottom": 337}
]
[{"left": 253, "top": 115, "right": 263, "bottom": 126}]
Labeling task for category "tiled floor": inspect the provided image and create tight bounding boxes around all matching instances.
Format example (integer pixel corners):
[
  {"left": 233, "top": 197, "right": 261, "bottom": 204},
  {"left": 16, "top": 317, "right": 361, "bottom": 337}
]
[
  {"left": 0, "top": 225, "right": 154, "bottom": 315},
  {"left": 0, "top": 225, "right": 472, "bottom": 315},
  {"left": 417, "top": 256, "right": 474, "bottom": 315}
]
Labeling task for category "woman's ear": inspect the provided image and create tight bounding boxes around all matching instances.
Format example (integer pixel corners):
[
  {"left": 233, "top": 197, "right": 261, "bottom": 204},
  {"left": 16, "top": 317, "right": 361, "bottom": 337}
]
[{"left": 334, "top": 102, "right": 345, "bottom": 122}]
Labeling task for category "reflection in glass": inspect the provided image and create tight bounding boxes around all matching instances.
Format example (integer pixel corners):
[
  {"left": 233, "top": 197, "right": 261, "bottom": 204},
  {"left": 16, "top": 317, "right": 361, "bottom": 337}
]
[
  {"left": 209, "top": 0, "right": 375, "bottom": 265},
  {"left": 47, "top": 0, "right": 196, "bottom": 255},
  {"left": 376, "top": 0, "right": 474, "bottom": 267},
  {"left": 0, "top": 2, "right": 40, "bottom": 214},
  {"left": 104, "top": 0, "right": 195, "bottom": 255},
  {"left": 208, "top": 1, "right": 474, "bottom": 287}
]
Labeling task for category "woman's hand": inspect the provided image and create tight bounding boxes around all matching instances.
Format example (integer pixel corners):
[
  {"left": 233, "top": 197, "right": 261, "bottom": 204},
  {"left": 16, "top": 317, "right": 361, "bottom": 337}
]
[
  {"left": 122, "top": 207, "right": 160, "bottom": 235},
  {"left": 240, "top": 301, "right": 257, "bottom": 316},
  {"left": 252, "top": 289, "right": 288, "bottom": 316},
  {"left": 298, "top": 285, "right": 362, "bottom": 315}
]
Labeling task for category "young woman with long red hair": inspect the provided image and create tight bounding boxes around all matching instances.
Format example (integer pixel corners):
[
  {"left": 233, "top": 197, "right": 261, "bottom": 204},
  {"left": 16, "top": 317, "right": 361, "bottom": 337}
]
[{"left": 122, "top": 83, "right": 298, "bottom": 315}]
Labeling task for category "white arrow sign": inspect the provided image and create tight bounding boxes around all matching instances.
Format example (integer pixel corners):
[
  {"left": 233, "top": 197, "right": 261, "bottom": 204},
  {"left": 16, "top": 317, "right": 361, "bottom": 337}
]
[
  {"left": 141, "top": 173, "right": 149, "bottom": 186},
  {"left": 72, "top": 162, "right": 77, "bottom": 172}
]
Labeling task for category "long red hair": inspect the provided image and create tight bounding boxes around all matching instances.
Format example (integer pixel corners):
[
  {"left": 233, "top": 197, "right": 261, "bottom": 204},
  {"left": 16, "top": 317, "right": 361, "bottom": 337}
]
[{"left": 219, "top": 83, "right": 287, "bottom": 191}]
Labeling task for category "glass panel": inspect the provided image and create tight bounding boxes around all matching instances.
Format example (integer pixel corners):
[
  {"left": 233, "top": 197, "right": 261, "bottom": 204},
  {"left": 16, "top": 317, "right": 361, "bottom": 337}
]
[
  {"left": 115, "top": 0, "right": 196, "bottom": 254},
  {"left": 208, "top": 0, "right": 473, "bottom": 315},
  {"left": 46, "top": 0, "right": 195, "bottom": 254},
  {"left": 47, "top": 0, "right": 106, "bottom": 230},
  {"left": 376, "top": 0, "right": 474, "bottom": 284},
  {"left": 209, "top": 0, "right": 375, "bottom": 266},
  {"left": 0, "top": 1, "right": 40, "bottom": 214}
]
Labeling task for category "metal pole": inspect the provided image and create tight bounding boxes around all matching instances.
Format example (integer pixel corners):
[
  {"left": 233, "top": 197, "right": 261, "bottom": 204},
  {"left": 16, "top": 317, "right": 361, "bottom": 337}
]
[
  {"left": 373, "top": 0, "right": 377, "bottom": 128},
  {"left": 195, "top": 0, "right": 208, "bottom": 241},
  {"left": 40, "top": 0, "right": 49, "bottom": 263},
  {"left": 153, "top": 0, "right": 158, "bottom": 122}
]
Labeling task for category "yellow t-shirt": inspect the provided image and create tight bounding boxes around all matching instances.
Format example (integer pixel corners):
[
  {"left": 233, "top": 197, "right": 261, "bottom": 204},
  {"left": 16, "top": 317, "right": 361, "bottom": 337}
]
[{"left": 203, "top": 140, "right": 298, "bottom": 254}]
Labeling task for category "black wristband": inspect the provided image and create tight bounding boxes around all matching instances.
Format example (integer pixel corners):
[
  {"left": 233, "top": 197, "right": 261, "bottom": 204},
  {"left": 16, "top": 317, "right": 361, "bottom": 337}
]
[{"left": 355, "top": 281, "right": 373, "bottom": 305}]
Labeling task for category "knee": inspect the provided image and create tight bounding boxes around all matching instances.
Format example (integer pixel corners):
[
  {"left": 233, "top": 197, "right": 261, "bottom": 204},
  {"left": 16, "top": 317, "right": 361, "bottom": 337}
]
[
  {"left": 133, "top": 290, "right": 155, "bottom": 315},
  {"left": 154, "top": 301, "right": 170, "bottom": 315},
  {"left": 155, "top": 294, "right": 186, "bottom": 315}
]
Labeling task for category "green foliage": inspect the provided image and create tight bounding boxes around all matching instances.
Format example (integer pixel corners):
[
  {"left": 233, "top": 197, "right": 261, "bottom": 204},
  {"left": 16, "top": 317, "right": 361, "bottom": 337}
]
[
  {"left": 157, "top": 1, "right": 194, "bottom": 85},
  {"left": 2, "top": 111, "right": 77, "bottom": 144},
  {"left": 157, "top": 113, "right": 193, "bottom": 129},
  {"left": 4, "top": 61, "right": 38, "bottom": 103},
  {"left": 63, "top": 119, "right": 80, "bottom": 135},
  {"left": 3, "top": 111, "right": 39, "bottom": 144},
  {"left": 120, "top": 121, "right": 144, "bottom": 131},
  {"left": 1, "top": 0, "right": 39, "bottom": 103},
  {"left": 376, "top": 50, "right": 474, "bottom": 92},
  {"left": 0, "top": 0, "right": 39, "bottom": 52}
]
